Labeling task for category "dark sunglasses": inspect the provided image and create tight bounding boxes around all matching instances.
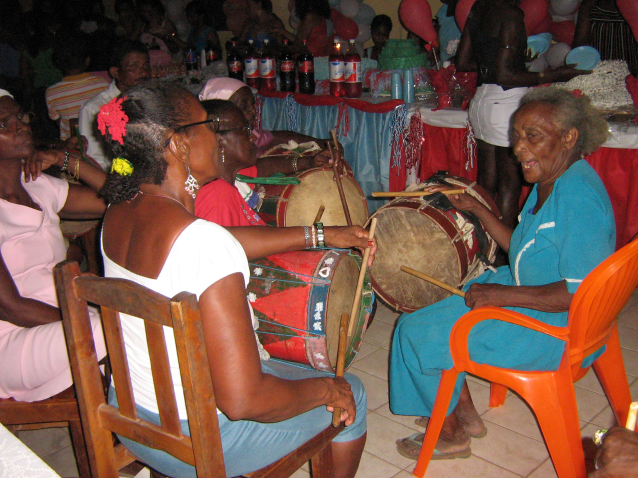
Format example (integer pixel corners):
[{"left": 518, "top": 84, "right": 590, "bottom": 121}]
[{"left": 163, "top": 117, "right": 220, "bottom": 148}]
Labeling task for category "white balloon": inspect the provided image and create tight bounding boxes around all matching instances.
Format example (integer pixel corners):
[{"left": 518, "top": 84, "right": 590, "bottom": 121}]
[
  {"left": 353, "top": 4, "right": 375, "bottom": 26},
  {"left": 546, "top": 42, "right": 572, "bottom": 67},
  {"left": 355, "top": 23, "right": 371, "bottom": 43},
  {"left": 550, "top": 0, "right": 581, "bottom": 16},
  {"left": 526, "top": 55, "right": 548, "bottom": 72},
  {"left": 339, "top": 0, "right": 361, "bottom": 19}
]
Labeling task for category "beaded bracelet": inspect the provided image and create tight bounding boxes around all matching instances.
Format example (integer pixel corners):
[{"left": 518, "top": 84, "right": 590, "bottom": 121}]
[
  {"left": 61, "top": 151, "right": 70, "bottom": 172},
  {"left": 310, "top": 225, "right": 317, "bottom": 248},
  {"left": 315, "top": 222, "right": 325, "bottom": 248},
  {"left": 291, "top": 156, "right": 299, "bottom": 173}
]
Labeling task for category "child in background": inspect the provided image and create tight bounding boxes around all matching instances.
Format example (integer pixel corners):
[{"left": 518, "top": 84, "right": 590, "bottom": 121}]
[{"left": 366, "top": 14, "right": 392, "bottom": 61}]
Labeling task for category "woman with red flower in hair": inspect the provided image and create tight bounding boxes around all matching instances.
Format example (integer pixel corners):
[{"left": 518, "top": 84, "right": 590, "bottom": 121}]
[{"left": 0, "top": 88, "right": 109, "bottom": 402}]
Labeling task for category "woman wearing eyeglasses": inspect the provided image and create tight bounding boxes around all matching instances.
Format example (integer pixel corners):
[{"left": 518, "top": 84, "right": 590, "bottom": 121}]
[
  {"left": 99, "top": 81, "right": 372, "bottom": 478},
  {"left": 0, "top": 89, "right": 108, "bottom": 402}
]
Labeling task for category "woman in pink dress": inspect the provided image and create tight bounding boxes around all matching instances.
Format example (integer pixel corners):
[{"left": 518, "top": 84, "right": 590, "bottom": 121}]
[{"left": 0, "top": 89, "right": 108, "bottom": 401}]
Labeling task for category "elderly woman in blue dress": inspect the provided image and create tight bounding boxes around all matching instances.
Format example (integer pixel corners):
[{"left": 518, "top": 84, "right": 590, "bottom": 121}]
[{"left": 391, "top": 87, "right": 615, "bottom": 460}]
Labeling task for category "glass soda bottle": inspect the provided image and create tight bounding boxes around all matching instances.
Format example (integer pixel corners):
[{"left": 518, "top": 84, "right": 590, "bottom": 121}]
[
  {"left": 329, "top": 39, "right": 345, "bottom": 97},
  {"left": 279, "top": 39, "right": 296, "bottom": 92},
  {"left": 259, "top": 39, "right": 276, "bottom": 91},
  {"left": 244, "top": 39, "right": 260, "bottom": 89},
  {"left": 344, "top": 39, "right": 362, "bottom": 98},
  {"left": 227, "top": 40, "right": 244, "bottom": 81},
  {"left": 297, "top": 39, "right": 315, "bottom": 94},
  {"left": 186, "top": 47, "right": 198, "bottom": 72}
]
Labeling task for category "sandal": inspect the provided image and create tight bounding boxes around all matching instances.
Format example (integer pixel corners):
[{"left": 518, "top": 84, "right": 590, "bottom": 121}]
[
  {"left": 414, "top": 416, "right": 488, "bottom": 439},
  {"left": 396, "top": 432, "right": 471, "bottom": 460}
]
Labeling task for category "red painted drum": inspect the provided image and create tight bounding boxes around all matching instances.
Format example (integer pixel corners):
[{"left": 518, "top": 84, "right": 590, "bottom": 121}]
[
  {"left": 247, "top": 249, "right": 374, "bottom": 372},
  {"left": 259, "top": 167, "right": 369, "bottom": 227},
  {"left": 367, "top": 176, "right": 499, "bottom": 313}
]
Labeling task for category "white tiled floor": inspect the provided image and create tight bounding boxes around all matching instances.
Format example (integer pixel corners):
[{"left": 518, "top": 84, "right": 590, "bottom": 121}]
[{"left": 17, "top": 291, "right": 638, "bottom": 478}]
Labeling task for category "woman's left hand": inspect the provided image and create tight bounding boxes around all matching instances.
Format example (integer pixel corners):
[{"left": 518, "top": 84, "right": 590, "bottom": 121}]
[
  {"left": 324, "top": 225, "right": 377, "bottom": 267},
  {"left": 464, "top": 283, "right": 507, "bottom": 309}
]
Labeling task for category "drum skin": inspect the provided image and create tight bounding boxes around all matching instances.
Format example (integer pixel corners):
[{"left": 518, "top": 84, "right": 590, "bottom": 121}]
[
  {"left": 367, "top": 176, "right": 499, "bottom": 313},
  {"left": 260, "top": 167, "right": 369, "bottom": 227},
  {"left": 247, "top": 249, "right": 374, "bottom": 372}
]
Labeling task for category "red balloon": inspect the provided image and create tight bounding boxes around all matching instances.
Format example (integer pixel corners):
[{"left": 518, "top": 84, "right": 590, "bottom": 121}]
[
  {"left": 331, "top": 9, "right": 359, "bottom": 41},
  {"left": 617, "top": 0, "right": 638, "bottom": 42},
  {"left": 549, "top": 20, "right": 576, "bottom": 46},
  {"left": 532, "top": 15, "right": 553, "bottom": 35},
  {"left": 455, "top": 0, "right": 477, "bottom": 32},
  {"left": 399, "top": 0, "right": 437, "bottom": 43},
  {"left": 520, "top": 0, "right": 550, "bottom": 36}
]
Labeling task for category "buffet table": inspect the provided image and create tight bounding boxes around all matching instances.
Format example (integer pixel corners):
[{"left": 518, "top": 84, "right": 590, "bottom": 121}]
[{"left": 258, "top": 91, "right": 638, "bottom": 249}]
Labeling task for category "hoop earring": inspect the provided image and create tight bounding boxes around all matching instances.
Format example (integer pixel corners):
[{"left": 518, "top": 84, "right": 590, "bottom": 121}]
[{"left": 184, "top": 166, "right": 200, "bottom": 199}]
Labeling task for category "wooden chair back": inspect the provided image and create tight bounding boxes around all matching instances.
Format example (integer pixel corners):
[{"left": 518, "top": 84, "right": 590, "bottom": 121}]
[
  {"left": 55, "top": 260, "right": 343, "bottom": 478},
  {"left": 55, "top": 260, "right": 225, "bottom": 478}
]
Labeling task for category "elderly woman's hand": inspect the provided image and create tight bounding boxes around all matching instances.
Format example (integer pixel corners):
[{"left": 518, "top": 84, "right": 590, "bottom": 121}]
[
  {"left": 422, "top": 186, "right": 484, "bottom": 214},
  {"left": 324, "top": 225, "right": 377, "bottom": 267},
  {"left": 464, "top": 283, "right": 509, "bottom": 309},
  {"left": 22, "top": 149, "right": 65, "bottom": 183}
]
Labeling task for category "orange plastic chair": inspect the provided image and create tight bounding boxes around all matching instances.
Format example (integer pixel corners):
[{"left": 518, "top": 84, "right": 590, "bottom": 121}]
[{"left": 413, "top": 238, "right": 638, "bottom": 478}]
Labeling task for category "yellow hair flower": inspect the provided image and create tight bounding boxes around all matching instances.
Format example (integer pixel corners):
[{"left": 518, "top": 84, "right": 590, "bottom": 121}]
[{"left": 111, "top": 157, "right": 134, "bottom": 176}]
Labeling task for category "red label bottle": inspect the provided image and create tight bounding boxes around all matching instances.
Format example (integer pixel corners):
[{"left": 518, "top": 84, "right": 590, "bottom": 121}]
[
  {"left": 297, "top": 39, "right": 315, "bottom": 94},
  {"left": 259, "top": 39, "right": 276, "bottom": 91},
  {"left": 227, "top": 40, "right": 244, "bottom": 81},
  {"left": 244, "top": 39, "right": 260, "bottom": 90},
  {"left": 279, "top": 39, "right": 296, "bottom": 92},
  {"left": 344, "top": 39, "right": 362, "bottom": 98},
  {"left": 329, "top": 39, "right": 345, "bottom": 97}
]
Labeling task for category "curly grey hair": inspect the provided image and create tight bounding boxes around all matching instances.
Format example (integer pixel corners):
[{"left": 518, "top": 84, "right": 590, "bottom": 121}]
[{"left": 514, "top": 87, "right": 609, "bottom": 156}]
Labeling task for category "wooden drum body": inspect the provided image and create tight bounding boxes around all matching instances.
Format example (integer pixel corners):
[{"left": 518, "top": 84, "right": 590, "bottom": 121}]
[
  {"left": 260, "top": 167, "right": 369, "bottom": 227},
  {"left": 247, "top": 249, "right": 374, "bottom": 372},
  {"left": 367, "top": 176, "right": 499, "bottom": 313}
]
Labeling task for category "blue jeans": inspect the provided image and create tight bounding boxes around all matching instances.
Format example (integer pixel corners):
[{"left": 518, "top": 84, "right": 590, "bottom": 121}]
[{"left": 109, "top": 360, "right": 367, "bottom": 477}]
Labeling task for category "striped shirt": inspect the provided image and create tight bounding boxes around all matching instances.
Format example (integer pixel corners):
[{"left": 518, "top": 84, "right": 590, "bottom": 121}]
[{"left": 45, "top": 73, "right": 110, "bottom": 140}]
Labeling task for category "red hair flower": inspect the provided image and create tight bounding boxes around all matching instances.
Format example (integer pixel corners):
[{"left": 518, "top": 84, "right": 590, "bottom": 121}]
[{"left": 97, "top": 97, "right": 129, "bottom": 145}]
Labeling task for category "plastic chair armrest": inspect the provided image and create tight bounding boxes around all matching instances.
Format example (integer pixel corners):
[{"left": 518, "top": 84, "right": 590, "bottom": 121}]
[{"left": 449, "top": 306, "right": 569, "bottom": 365}]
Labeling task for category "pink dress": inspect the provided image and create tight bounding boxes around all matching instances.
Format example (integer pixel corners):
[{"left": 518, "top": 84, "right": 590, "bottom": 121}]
[{"left": 0, "top": 174, "right": 106, "bottom": 402}]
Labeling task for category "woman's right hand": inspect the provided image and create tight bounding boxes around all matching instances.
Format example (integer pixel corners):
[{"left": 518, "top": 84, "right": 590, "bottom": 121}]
[
  {"left": 421, "top": 186, "right": 483, "bottom": 214},
  {"left": 548, "top": 64, "right": 591, "bottom": 83},
  {"left": 324, "top": 376, "right": 358, "bottom": 426}
]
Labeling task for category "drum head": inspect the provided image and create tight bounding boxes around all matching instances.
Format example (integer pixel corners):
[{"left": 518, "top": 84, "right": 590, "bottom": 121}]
[
  {"left": 284, "top": 169, "right": 368, "bottom": 227},
  {"left": 325, "top": 253, "right": 359, "bottom": 365},
  {"left": 370, "top": 206, "right": 461, "bottom": 312}
]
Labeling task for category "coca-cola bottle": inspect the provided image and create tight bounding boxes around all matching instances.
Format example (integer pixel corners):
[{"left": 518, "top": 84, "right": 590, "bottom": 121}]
[
  {"left": 329, "top": 39, "right": 345, "bottom": 97},
  {"left": 297, "top": 40, "right": 315, "bottom": 94},
  {"left": 227, "top": 40, "right": 244, "bottom": 81},
  {"left": 244, "top": 39, "right": 260, "bottom": 89},
  {"left": 259, "top": 39, "right": 276, "bottom": 91},
  {"left": 344, "top": 39, "right": 362, "bottom": 98},
  {"left": 279, "top": 39, "right": 296, "bottom": 92}
]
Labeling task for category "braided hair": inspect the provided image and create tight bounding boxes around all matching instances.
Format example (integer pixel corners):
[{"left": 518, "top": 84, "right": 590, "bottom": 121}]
[{"left": 99, "top": 81, "right": 194, "bottom": 204}]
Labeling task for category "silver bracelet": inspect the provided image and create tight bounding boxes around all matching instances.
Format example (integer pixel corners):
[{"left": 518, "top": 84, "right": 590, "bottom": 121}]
[
  {"left": 61, "top": 151, "right": 70, "bottom": 171},
  {"left": 292, "top": 156, "right": 298, "bottom": 173},
  {"left": 303, "top": 226, "right": 311, "bottom": 248}
]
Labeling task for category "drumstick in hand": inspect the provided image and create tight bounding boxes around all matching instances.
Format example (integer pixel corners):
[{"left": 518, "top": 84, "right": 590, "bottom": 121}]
[
  {"left": 371, "top": 189, "right": 466, "bottom": 197},
  {"left": 401, "top": 266, "right": 466, "bottom": 298},
  {"left": 328, "top": 141, "right": 353, "bottom": 226},
  {"left": 332, "top": 312, "right": 350, "bottom": 427},
  {"left": 348, "top": 218, "right": 377, "bottom": 337},
  {"left": 314, "top": 205, "right": 325, "bottom": 224}
]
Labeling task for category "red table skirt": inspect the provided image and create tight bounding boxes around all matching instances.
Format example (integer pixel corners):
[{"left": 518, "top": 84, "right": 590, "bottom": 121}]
[{"left": 393, "top": 121, "right": 638, "bottom": 250}]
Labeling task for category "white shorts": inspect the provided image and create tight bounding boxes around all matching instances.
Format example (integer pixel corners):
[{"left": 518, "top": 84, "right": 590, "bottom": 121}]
[{"left": 468, "top": 84, "right": 529, "bottom": 147}]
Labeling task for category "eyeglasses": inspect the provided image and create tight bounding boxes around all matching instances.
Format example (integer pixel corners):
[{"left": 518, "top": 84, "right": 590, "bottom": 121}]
[
  {"left": 0, "top": 112, "right": 35, "bottom": 133},
  {"left": 163, "top": 117, "right": 220, "bottom": 148},
  {"left": 218, "top": 126, "right": 252, "bottom": 138}
]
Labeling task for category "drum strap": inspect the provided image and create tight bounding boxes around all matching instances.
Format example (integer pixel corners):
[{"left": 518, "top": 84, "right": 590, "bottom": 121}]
[
  {"left": 425, "top": 171, "right": 495, "bottom": 268},
  {"left": 236, "top": 173, "right": 301, "bottom": 185}
]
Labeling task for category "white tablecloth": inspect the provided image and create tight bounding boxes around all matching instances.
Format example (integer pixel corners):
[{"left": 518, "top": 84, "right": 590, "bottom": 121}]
[{"left": 0, "top": 424, "right": 60, "bottom": 477}]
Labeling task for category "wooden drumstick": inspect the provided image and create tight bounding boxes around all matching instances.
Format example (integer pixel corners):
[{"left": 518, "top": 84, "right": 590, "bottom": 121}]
[
  {"left": 328, "top": 141, "right": 353, "bottom": 226},
  {"left": 626, "top": 402, "right": 638, "bottom": 430},
  {"left": 332, "top": 312, "right": 350, "bottom": 427},
  {"left": 401, "top": 266, "right": 466, "bottom": 298},
  {"left": 314, "top": 205, "right": 325, "bottom": 224},
  {"left": 371, "top": 189, "right": 466, "bottom": 198},
  {"left": 347, "top": 218, "right": 377, "bottom": 337}
]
